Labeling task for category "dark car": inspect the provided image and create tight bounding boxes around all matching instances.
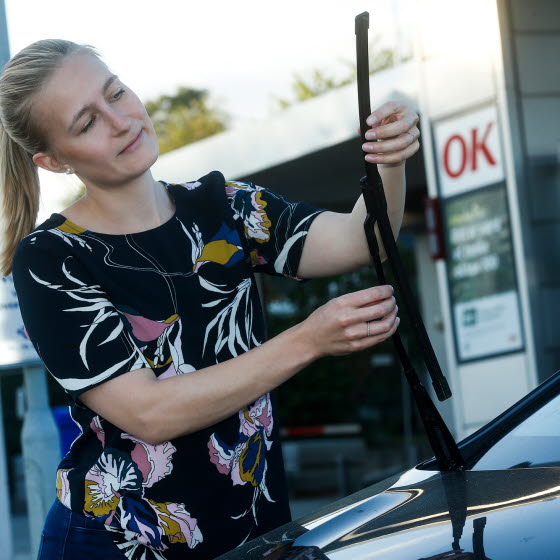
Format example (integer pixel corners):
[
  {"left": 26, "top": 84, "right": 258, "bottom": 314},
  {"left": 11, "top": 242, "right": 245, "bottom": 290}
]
[{"left": 217, "top": 369, "right": 560, "bottom": 560}]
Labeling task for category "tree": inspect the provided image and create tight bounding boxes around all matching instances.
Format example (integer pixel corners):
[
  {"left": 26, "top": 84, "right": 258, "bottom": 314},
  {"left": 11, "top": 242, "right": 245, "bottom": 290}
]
[
  {"left": 145, "top": 86, "right": 229, "bottom": 155},
  {"left": 274, "top": 39, "right": 405, "bottom": 109}
]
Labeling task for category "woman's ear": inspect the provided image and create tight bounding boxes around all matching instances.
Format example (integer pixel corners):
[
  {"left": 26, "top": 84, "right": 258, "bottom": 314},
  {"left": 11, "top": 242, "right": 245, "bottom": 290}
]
[{"left": 32, "top": 151, "right": 68, "bottom": 174}]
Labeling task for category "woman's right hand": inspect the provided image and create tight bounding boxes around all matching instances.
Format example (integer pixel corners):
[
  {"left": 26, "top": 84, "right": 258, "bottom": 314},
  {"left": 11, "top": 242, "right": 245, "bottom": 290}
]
[{"left": 300, "top": 284, "right": 399, "bottom": 358}]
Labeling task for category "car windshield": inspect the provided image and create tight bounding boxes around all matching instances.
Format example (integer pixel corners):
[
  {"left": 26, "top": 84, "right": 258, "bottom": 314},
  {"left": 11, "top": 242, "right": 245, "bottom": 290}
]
[{"left": 472, "top": 391, "right": 560, "bottom": 470}]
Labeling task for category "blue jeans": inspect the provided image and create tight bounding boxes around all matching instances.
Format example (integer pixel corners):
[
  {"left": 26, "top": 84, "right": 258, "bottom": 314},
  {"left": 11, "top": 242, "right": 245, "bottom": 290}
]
[{"left": 37, "top": 498, "right": 125, "bottom": 560}]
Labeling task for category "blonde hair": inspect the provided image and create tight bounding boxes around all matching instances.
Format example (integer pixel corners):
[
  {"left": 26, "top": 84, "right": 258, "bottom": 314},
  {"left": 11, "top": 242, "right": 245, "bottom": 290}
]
[{"left": 0, "top": 39, "right": 100, "bottom": 276}]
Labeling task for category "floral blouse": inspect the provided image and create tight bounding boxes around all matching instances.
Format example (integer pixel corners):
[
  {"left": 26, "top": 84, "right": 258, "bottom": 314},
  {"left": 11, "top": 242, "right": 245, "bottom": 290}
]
[{"left": 12, "top": 170, "right": 326, "bottom": 560}]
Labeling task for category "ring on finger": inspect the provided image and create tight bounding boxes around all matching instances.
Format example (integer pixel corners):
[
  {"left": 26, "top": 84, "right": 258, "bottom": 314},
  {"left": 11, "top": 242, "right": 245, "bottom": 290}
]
[{"left": 366, "top": 320, "right": 372, "bottom": 337}]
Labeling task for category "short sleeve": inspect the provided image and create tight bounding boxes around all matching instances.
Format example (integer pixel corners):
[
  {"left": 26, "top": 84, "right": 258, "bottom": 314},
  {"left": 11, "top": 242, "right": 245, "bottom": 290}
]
[
  {"left": 224, "top": 180, "right": 327, "bottom": 280},
  {"left": 11, "top": 235, "right": 149, "bottom": 406}
]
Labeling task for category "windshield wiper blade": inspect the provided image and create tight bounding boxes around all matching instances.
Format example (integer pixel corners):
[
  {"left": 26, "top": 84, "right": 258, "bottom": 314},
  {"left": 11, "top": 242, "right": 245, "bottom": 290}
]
[{"left": 355, "top": 11, "right": 464, "bottom": 471}]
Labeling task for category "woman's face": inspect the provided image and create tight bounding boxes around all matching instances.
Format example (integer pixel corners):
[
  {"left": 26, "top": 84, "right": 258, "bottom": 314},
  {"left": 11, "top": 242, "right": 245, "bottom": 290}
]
[{"left": 32, "top": 51, "right": 159, "bottom": 186}]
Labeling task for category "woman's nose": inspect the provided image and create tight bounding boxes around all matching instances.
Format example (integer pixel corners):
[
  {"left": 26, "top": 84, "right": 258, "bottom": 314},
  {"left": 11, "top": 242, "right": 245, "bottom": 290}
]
[{"left": 107, "top": 106, "right": 132, "bottom": 133}]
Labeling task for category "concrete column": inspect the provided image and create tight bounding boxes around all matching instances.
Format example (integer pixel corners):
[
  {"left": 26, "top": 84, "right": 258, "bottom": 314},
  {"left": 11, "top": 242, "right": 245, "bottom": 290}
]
[
  {"left": 21, "top": 365, "right": 61, "bottom": 558},
  {"left": 0, "top": 382, "right": 13, "bottom": 560}
]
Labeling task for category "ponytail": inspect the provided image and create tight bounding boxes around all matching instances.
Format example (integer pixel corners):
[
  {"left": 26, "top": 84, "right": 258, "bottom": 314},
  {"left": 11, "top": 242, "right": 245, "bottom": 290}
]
[
  {"left": 0, "top": 39, "right": 100, "bottom": 276},
  {"left": 0, "top": 122, "right": 40, "bottom": 276}
]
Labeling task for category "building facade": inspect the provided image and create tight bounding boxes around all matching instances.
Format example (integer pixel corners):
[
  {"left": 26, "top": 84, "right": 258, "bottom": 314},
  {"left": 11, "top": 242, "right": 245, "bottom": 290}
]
[{"left": 153, "top": 0, "right": 559, "bottom": 440}]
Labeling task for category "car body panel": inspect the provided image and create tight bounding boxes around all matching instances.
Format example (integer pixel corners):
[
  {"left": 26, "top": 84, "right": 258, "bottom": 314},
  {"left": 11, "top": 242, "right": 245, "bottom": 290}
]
[
  {"left": 217, "top": 467, "right": 560, "bottom": 559},
  {"left": 320, "top": 467, "right": 560, "bottom": 559},
  {"left": 217, "top": 371, "right": 560, "bottom": 560}
]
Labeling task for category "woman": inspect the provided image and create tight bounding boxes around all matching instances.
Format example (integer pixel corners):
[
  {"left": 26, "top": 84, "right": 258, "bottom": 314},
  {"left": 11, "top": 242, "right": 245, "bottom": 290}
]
[{"left": 0, "top": 39, "right": 419, "bottom": 559}]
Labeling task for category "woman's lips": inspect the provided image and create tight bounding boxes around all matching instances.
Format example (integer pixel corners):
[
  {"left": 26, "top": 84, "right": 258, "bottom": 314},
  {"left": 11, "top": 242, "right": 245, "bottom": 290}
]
[{"left": 120, "top": 130, "right": 143, "bottom": 155}]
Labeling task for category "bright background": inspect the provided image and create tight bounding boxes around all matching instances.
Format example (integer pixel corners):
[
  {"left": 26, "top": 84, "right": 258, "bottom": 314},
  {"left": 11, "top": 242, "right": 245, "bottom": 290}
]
[
  {"left": 5, "top": 0, "right": 413, "bottom": 126},
  {"left": 4, "top": 0, "right": 414, "bottom": 221}
]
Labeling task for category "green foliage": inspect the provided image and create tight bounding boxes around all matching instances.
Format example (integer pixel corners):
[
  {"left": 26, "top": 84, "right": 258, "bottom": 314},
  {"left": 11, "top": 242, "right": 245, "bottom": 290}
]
[
  {"left": 145, "top": 86, "right": 229, "bottom": 155},
  {"left": 274, "top": 38, "right": 405, "bottom": 110},
  {"left": 275, "top": 68, "right": 355, "bottom": 110}
]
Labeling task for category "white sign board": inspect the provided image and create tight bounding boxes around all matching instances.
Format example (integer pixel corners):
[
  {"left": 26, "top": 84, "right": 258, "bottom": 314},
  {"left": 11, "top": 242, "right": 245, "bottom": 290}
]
[
  {"left": 435, "top": 105, "right": 504, "bottom": 198},
  {"left": 435, "top": 106, "right": 524, "bottom": 363},
  {"left": 0, "top": 275, "right": 40, "bottom": 367},
  {"left": 453, "top": 290, "right": 523, "bottom": 360}
]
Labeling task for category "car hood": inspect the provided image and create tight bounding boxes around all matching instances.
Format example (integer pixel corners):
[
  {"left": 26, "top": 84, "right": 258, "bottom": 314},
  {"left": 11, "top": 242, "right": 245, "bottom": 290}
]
[{"left": 216, "top": 466, "right": 560, "bottom": 560}]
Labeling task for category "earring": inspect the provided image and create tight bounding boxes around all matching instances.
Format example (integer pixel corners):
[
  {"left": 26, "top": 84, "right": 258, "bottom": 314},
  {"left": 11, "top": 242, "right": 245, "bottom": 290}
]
[{"left": 65, "top": 167, "right": 73, "bottom": 175}]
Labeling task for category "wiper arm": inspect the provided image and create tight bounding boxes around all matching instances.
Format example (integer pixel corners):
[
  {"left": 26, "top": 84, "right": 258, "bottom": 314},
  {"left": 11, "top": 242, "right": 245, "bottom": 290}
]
[{"left": 355, "top": 11, "right": 464, "bottom": 471}]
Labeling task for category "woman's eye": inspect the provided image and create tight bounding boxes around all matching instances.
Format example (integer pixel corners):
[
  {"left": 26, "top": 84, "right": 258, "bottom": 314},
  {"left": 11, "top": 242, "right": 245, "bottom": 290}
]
[
  {"left": 81, "top": 116, "right": 95, "bottom": 134},
  {"left": 79, "top": 89, "right": 125, "bottom": 133},
  {"left": 111, "top": 88, "right": 125, "bottom": 101}
]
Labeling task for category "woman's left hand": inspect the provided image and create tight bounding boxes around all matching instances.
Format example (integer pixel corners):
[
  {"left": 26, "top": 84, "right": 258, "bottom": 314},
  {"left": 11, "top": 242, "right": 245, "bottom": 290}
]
[{"left": 361, "top": 101, "right": 420, "bottom": 168}]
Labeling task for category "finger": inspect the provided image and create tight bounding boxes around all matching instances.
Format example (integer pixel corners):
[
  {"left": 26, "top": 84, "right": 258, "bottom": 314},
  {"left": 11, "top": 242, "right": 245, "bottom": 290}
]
[
  {"left": 354, "top": 298, "right": 397, "bottom": 324},
  {"left": 363, "top": 127, "right": 419, "bottom": 155},
  {"left": 365, "top": 307, "right": 399, "bottom": 337},
  {"left": 349, "top": 316, "right": 400, "bottom": 351},
  {"left": 338, "top": 285, "right": 394, "bottom": 308},
  {"left": 373, "top": 314, "right": 401, "bottom": 341},
  {"left": 366, "top": 100, "right": 408, "bottom": 127},
  {"left": 365, "top": 112, "right": 419, "bottom": 141},
  {"left": 367, "top": 314, "right": 400, "bottom": 343},
  {"left": 365, "top": 141, "right": 420, "bottom": 165},
  {"left": 344, "top": 306, "right": 398, "bottom": 340}
]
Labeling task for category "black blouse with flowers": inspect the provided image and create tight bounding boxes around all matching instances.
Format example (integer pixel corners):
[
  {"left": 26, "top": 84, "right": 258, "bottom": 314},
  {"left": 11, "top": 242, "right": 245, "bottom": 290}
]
[{"left": 12, "top": 170, "right": 326, "bottom": 560}]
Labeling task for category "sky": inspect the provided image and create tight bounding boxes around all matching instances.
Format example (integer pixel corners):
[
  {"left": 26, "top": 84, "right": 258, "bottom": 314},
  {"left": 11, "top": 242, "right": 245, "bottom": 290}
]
[
  {"left": 5, "top": 0, "right": 413, "bottom": 126},
  {"left": 3, "top": 0, "right": 414, "bottom": 219}
]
